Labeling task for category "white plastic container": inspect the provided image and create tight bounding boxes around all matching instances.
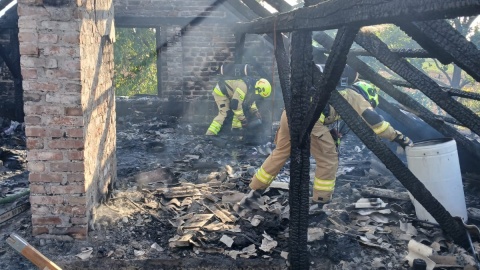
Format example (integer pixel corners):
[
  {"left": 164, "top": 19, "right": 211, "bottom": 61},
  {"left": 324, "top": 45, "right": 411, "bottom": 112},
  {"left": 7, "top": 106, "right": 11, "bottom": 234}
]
[{"left": 405, "top": 138, "right": 468, "bottom": 224}]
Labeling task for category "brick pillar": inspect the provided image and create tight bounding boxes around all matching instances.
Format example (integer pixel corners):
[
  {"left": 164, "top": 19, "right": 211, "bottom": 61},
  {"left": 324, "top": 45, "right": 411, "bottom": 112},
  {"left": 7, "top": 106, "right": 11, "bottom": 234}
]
[{"left": 19, "top": 0, "right": 116, "bottom": 240}]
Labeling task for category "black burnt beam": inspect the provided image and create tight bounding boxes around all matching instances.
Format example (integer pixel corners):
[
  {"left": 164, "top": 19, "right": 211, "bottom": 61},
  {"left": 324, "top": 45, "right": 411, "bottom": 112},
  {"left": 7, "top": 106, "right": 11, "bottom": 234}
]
[
  {"left": 355, "top": 31, "right": 480, "bottom": 137},
  {"left": 234, "top": 33, "right": 246, "bottom": 64},
  {"left": 273, "top": 32, "right": 291, "bottom": 116},
  {"left": 399, "top": 20, "right": 480, "bottom": 82},
  {"left": 326, "top": 84, "right": 471, "bottom": 251},
  {"left": 234, "top": 0, "right": 480, "bottom": 34},
  {"left": 316, "top": 48, "right": 432, "bottom": 59},
  {"left": 389, "top": 79, "right": 480, "bottom": 101},
  {"left": 313, "top": 31, "right": 480, "bottom": 169}
]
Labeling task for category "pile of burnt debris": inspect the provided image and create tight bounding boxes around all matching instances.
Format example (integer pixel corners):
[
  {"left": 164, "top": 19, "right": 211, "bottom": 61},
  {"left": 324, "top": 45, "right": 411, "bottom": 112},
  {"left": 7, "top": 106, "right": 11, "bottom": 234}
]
[{"left": 1, "top": 113, "right": 480, "bottom": 269}]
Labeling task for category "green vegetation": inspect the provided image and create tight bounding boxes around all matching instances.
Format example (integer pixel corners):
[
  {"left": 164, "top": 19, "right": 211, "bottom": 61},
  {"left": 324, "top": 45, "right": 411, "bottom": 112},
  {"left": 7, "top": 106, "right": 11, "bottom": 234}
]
[{"left": 114, "top": 28, "right": 158, "bottom": 96}]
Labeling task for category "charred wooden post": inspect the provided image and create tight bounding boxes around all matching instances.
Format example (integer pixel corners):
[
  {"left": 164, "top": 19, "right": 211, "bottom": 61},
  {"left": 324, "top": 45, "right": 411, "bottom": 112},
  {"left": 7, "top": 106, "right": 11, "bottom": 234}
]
[
  {"left": 399, "top": 20, "right": 480, "bottom": 82},
  {"left": 326, "top": 87, "right": 470, "bottom": 249},
  {"left": 234, "top": 33, "right": 246, "bottom": 64},
  {"left": 155, "top": 27, "right": 165, "bottom": 97},
  {"left": 234, "top": 0, "right": 480, "bottom": 34},
  {"left": 354, "top": 31, "right": 480, "bottom": 136},
  {"left": 273, "top": 33, "right": 292, "bottom": 116},
  {"left": 313, "top": 32, "right": 480, "bottom": 168},
  {"left": 10, "top": 28, "right": 23, "bottom": 121},
  {"left": 288, "top": 2, "right": 314, "bottom": 267}
]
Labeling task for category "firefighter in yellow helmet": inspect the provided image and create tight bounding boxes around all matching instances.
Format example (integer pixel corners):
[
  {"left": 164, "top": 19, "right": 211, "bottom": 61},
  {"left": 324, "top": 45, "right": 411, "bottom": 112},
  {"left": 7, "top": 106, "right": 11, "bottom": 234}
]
[
  {"left": 206, "top": 78, "right": 272, "bottom": 136},
  {"left": 241, "top": 65, "right": 412, "bottom": 207}
]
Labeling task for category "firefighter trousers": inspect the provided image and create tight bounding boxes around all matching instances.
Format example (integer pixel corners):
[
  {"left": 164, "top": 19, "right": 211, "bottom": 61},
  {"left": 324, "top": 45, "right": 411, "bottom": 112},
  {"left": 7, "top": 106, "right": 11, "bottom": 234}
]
[
  {"left": 206, "top": 92, "right": 242, "bottom": 135},
  {"left": 250, "top": 110, "right": 339, "bottom": 203}
]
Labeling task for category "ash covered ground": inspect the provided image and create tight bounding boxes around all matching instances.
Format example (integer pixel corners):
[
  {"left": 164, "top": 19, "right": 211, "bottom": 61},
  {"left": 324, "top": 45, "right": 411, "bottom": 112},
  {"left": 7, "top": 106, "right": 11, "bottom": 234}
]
[{"left": 1, "top": 110, "right": 480, "bottom": 270}]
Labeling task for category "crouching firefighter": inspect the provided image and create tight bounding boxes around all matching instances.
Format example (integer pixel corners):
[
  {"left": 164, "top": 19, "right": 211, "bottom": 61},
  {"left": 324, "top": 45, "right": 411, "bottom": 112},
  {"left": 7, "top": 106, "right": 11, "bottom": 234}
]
[
  {"left": 240, "top": 64, "right": 413, "bottom": 208},
  {"left": 206, "top": 64, "right": 272, "bottom": 136}
]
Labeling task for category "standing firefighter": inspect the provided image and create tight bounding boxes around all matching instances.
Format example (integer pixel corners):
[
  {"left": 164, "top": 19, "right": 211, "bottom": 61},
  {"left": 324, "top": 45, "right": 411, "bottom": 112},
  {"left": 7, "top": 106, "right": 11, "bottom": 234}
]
[
  {"left": 206, "top": 64, "right": 272, "bottom": 136},
  {"left": 241, "top": 64, "right": 412, "bottom": 206}
]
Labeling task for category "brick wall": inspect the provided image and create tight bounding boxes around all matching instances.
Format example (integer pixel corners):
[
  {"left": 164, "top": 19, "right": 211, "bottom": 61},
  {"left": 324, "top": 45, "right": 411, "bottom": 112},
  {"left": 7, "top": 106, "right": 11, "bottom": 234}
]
[
  {"left": 114, "top": 0, "right": 279, "bottom": 100},
  {"left": 19, "top": 0, "right": 115, "bottom": 239}
]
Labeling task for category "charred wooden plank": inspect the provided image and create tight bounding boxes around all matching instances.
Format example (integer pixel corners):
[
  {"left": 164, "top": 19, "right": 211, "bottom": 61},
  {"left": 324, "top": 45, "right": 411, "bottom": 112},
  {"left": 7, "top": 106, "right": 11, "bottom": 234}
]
[
  {"left": 327, "top": 87, "right": 470, "bottom": 250},
  {"left": 317, "top": 48, "right": 432, "bottom": 58},
  {"left": 389, "top": 79, "right": 480, "bottom": 101},
  {"left": 313, "top": 31, "right": 480, "bottom": 172},
  {"left": 234, "top": 0, "right": 480, "bottom": 34},
  {"left": 234, "top": 33, "right": 245, "bottom": 63},
  {"left": 273, "top": 29, "right": 292, "bottom": 116},
  {"left": 355, "top": 31, "right": 480, "bottom": 137},
  {"left": 399, "top": 20, "right": 480, "bottom": 81}
]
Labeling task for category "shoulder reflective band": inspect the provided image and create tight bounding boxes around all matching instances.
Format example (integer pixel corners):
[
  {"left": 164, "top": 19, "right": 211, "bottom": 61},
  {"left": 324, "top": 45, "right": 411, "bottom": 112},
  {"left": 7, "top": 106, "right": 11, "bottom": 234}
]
[
  {"left": 318, "top": 113, "right": 326, "bottom": 124},
  {"left": 372, "top": 121, "right": 390, "bottom": 135},
  {"left": 313, "top": 177, "right": 335, "bottom": 191},
  {"left": 207, "top": 121, "right": 222, "bottom": 135},
  {"left": 255, "top": 166, "right": 275, "bottom": 185},
  {"left": 213, "top": 86, "right": 225, "bottom": 97},
  {"left": 235, "top": 88, "right": 246, "bottom": 101}
]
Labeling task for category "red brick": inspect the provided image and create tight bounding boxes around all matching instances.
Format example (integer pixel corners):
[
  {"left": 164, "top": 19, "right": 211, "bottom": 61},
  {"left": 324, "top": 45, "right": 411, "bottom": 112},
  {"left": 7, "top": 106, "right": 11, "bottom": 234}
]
[
  {"left": 27, "top": 162, "right": 45, "bottom": 172},
  {"left": 65, "top": 196, "right": 86, "bottom": 205},
  {"left": 27, "top": 138, "right": 44, "bottom": 149},
  {"left": 38, "top": 33, "right": 58, "bottom": 44},
  {"left": 28, "top": 150, "right": 63, "bottom": 161},
  {"left": 18, "top": 32, "right": 38, "bottom": 43},
  {"left": 50, "top": 184, "right": 85, "bottom": 194},
  {"left": 32, "top": 226, "right": 49, "bottom": 236},
  {"left": 65, "top": 107, "right": 83, "bottom": 116},
  {"left": 67, "top": 150, "right": 84, "bottom": 160},
  {"left": 46, "top": 116, "right": 83, "bottom": 126},
  {"left": 25, "top": 81, "right": 59, "bottom": 91},
  {"left": 60, "top": 34, "right": 80, "bottom": 44},
  {"left": 29, "top": 173, "right": 64, "bottom": 183},
  {"left": 32, "top": 216, "right": 62, "bottom": 225},
  {"left": 67, "top": 174, "right": 84, "bottom": 182},
  {"left": 30, "top": 195, "right": 64, "bottom": 205},
  {"left": 49, "top": 129, "right": 65, "bottom": 138},
  {"left": 23, "top": 92, "right": 42, "bottom": 102},
  {"left": 22, "top": 68, "right": 38, "bottom": 79},
  {"left": 55, "top": 205, "right": 86, "bottom": 216},
  {"left": 48, "top": 139, "right": 84, "bottom": 149},
  {"left": 71, "top": 217, "right": 88, "bottom": 225},
  {"left": 67, "top": 226, "right": 88, "bottom": 239},
  {"left": 30, "top": 184, "right": 46, "bottom": 194},
  {"left": 66, "top": 128, "right": 84, "bottom": 138},
  {"left": 24, "top": 115, "right": 42, "bottom": 125},
  {"left": 24, "top": 105, "right": 64, "bottom": 115},
  {"left": 25, "top": 127, "right": 46, "bottom": 137},
  {"left": 20, "top": 43, "right": 39, "bottom": 56},
  {"left": 50, "top": 162, "right": 84, "bottom": 172},
  {"left": 65, "top": 83, "right": 82, "bottom": 93}
]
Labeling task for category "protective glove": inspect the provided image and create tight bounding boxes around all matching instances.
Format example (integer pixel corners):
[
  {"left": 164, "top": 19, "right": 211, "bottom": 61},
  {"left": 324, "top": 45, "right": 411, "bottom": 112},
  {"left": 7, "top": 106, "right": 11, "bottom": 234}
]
[
  {"left": 393, "top": 131, "right": 413, "bottom": 149},
  {"left": 241, "top": 119, "right": 248, "bottom": 128}
]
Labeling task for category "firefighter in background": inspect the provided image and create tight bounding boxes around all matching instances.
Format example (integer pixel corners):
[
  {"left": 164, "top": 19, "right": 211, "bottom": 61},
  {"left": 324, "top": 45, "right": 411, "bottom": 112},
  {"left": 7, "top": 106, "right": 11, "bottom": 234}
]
[
  {"left": 206, "top": 77, "right": 272, "bottom": 135},
  {"left": 244, "top": 64, "right": 413, "bottom": 205}
]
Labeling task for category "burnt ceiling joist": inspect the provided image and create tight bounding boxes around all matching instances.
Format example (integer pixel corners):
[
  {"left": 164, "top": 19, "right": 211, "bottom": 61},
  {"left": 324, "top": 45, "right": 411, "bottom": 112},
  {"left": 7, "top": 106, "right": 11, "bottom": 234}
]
[
  {"left": 399, "top": 20, "right": 480, "bottom": 82},
  {"left": 355, "top": 31, "right": 480, "bottom": 137},
  {"left": 315, "top": 48, "right": 432, "bottom": 58},
  {"left": 234, "top": 0, "right": 480, "bottom": 34},
  {"left": 389, "top": 79, "right": 480, "bottom": 101}
]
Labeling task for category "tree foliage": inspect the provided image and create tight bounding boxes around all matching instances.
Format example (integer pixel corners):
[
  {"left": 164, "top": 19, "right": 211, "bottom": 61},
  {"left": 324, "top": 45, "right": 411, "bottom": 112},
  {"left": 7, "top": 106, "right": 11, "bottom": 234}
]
[{"left": 114, "top": 28, "right": 157, "bottom": 96}]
